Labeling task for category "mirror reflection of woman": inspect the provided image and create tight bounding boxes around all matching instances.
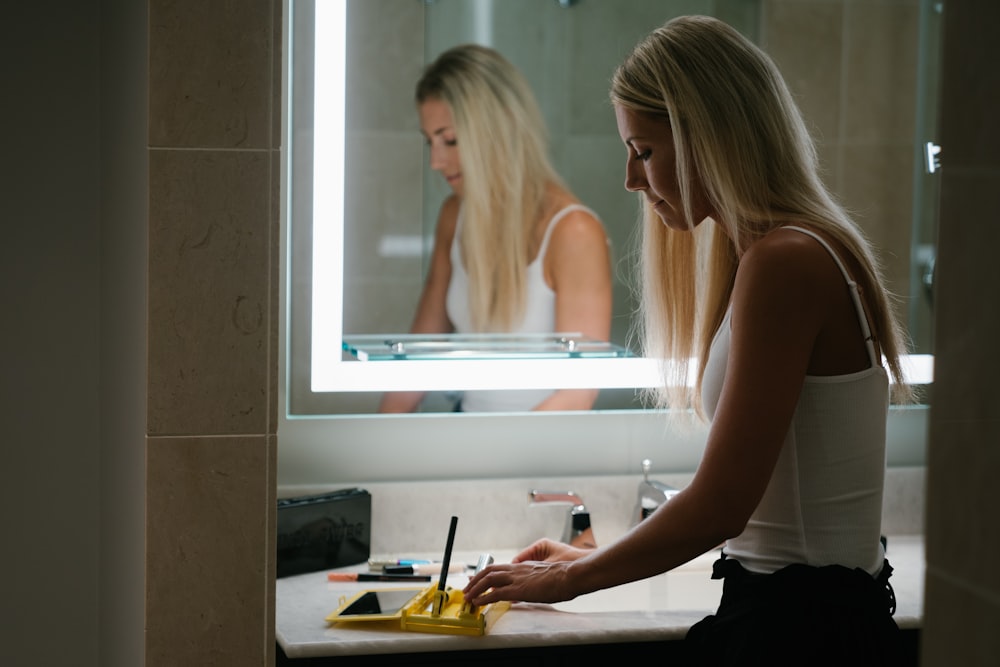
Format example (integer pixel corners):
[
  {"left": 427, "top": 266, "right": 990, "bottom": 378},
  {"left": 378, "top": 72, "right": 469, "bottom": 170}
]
[
  {"left": 464, "top": 16, "right": 913, "bottom": 664},
  {"left": 379, "top": 45, "right": 613, "bottom": 413}
]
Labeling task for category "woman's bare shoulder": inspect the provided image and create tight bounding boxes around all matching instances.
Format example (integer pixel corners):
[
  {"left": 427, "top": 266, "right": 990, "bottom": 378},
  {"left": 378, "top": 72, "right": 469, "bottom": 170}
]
[
  {"left": 735, "top": 226, "right": 846, "bottom": 312},
  {"left": 551, "top": 202, "right": 607, "bottom": 242},
  {"left": 742, "top": 226, "right": 841, "bottom": 280}
]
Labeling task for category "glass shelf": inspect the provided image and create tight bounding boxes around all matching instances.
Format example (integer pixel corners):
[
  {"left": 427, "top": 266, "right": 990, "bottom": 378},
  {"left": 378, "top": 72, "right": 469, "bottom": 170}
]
[{"left": 342, "top": 333, "right": 637, "bottom": 361}]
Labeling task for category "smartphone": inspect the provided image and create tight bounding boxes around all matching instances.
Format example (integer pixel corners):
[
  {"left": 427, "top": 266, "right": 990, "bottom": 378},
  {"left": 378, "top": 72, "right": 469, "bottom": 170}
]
[{"left": 326, "top": 587, "right": 425, "bottom": 623}]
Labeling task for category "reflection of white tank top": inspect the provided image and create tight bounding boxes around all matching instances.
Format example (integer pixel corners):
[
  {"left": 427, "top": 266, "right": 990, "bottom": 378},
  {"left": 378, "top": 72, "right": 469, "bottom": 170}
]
[
  {"left": 446, "top": 204, "right": 595, "bottom": 412},
  {"left": 701, "top": 226, "right": 889, "bottom": 576}
]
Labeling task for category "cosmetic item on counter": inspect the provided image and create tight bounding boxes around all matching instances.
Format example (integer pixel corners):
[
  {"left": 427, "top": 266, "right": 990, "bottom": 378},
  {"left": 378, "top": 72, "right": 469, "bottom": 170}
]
[
  {"left": 277, "top": 488, "right": 371, "bottom": 578},
  {"left": 368, "top": 558, "right": 433, "bottom": 570},
  {"left": 462, "top": 553, "right": 495, "bottom": 616},
  {"left": 473, "top": 553, "right": 495, "bottom": 574},
  {"left": 383, "top": 562, "right": 468, "bottom": 576},
  {"left": 327, "top": 572, "right": 432, "bottom": 583}
]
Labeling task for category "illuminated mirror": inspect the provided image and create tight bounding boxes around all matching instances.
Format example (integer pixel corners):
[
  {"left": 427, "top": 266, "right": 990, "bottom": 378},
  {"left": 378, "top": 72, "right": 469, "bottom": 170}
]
[{"left": 284, "top": 0, "right": 936, "bottom": 421}]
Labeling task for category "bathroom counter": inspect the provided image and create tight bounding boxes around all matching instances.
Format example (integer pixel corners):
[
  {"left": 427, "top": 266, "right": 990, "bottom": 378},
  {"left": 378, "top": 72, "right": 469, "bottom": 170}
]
[{"left": 276, "top": 534, "right": 924, "bottom": 662}]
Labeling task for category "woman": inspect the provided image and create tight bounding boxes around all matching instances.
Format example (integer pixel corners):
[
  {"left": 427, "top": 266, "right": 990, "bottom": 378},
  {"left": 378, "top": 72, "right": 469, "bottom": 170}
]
[
  {"left": 379, "top": 44, "right": 612, "bottom": 414},
  {"left": 464, "top": 16, "right": 911, "bottom": 664}
]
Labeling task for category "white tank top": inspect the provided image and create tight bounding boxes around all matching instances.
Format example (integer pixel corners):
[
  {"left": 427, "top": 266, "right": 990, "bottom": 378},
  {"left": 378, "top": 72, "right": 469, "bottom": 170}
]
[
  {"left": 701, "top": 226, "right": 889, "bottom": 575},
  {"left": 446, "top": 204, "right": 595, "bottom": 412}
]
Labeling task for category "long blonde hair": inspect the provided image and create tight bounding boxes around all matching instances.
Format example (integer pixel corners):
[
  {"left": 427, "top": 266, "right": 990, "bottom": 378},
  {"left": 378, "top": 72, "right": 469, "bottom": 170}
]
[
  {"left": 416, "top": 45, "right": 564, "bottom": 331},
  {"left": 610, "top": 16, "right": 912, "bottom": 412}
]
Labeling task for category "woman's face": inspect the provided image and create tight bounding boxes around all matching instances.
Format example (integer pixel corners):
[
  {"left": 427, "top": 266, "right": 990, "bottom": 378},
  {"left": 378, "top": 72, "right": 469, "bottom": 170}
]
[
  {"left": 614, "top": 105, "right": 711, "bottom": 231},
  {"left": 419, "top": 97, "right": 463, "bottom": 196}
]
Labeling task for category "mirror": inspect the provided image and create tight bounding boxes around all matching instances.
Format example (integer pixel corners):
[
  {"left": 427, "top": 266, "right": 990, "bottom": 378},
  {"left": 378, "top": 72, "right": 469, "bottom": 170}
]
[{"left": 285, "top": 0, "right": 938, "bottom": 417}]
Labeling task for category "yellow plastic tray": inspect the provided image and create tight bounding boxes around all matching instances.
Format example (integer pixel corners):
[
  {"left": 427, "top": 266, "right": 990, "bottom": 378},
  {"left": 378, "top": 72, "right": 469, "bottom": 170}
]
[{"left": 326, "top": 585, "right": 510, "bottom": 636}]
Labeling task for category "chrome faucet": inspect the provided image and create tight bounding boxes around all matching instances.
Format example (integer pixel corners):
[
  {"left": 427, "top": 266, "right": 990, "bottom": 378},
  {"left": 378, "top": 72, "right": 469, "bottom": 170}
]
[
  {"left": 529, "top": 490, "right": 597, "bottom": 549},
  {"left": 635, "top": 459, "right": 679, "bottom": 524}
]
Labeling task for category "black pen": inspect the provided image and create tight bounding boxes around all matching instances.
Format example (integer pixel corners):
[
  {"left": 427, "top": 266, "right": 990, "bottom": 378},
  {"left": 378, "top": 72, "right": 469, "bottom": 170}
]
[{"left": 436, "top": 516, "right": 459, "bottom": 615}]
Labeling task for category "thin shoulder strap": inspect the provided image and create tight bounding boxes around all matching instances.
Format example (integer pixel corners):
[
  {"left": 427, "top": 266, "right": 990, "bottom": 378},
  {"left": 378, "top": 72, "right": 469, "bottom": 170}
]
[
  {"left": 536, "top": 204, "right": 598, "bottom": 257},
  {"left": 783, "top": 226, "right": 879, "bottom": 366}
]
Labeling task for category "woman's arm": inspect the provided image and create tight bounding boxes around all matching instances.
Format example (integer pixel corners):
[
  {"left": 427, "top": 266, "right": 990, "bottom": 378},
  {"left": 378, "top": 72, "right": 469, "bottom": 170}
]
[
  {"left": 378, "top": 196, "right": 460, "bottom": 413},
  {"left": 531, "top": 207, "right": 613, "bottom": 411},
  {"left": 464, "top": 231, "right": 834, "bottom": 604}
]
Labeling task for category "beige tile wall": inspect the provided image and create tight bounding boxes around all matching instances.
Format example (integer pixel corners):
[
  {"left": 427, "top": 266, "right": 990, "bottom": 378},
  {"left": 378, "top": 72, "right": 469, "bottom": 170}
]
[
  {"left": 145, "top": 0, "right": 280, "bottom": 664},
  {"left": 761, "top": 0, "right": 921, "bottom": 327},
  {"left": 922, "top": 1, "right": 1000, "bottom": 663},
  {"left": 342, "top": 0, "right": 427, "bottom": 337}
]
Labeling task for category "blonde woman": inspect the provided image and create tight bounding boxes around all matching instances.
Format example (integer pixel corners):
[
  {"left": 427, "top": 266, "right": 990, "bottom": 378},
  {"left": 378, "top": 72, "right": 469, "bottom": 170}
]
[
  {"left": 379, "top": 45, "right": 612, "bottom": 413},
  {"left": 465, "top": 16, "right": 910, "bottom": 664}
]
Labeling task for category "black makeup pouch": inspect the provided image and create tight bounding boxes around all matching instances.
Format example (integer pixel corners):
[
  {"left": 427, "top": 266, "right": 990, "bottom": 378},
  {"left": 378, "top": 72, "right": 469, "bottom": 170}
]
[{"left": 276, "top": 488, "right": 371, "bottom": 578}]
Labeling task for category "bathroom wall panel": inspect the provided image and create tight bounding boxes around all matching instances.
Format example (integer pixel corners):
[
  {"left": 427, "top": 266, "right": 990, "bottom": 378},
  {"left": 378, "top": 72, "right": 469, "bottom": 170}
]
[
  {"left": 340, "top": 0, "right": 426, "bottom": 336},
  {"left": 842, "top": 1, "right": 919, "bottom": 145},
  {"left": 563, "top": 133, "right": 641, "bottom": 348},
  {"left": 762, "top": 0, "right": 845, "bottom": 152},
  {"left": 926, "top": 416, "right": 1000, "bottom": 590},
  {"left": 504, "top": 0, "right": 572, "bottom": 136},
  {"left": 146, "top": 435, "right": 274, "bottom": 666},
  {"left": 926, "top": 169, "right": 1000, "bottom": 598},
  {"left": 346, "top": 0, "right": 425, "bottom": 133},
  {"left": 929, "top": 4, "right": 1000, "bottom": 171},
  {"left": 145, "top": 0, "right": 279, "bottom": 665},
  {"left": 148, "top": 149, "right": 272, "bottom": 436},
  {"left": 715, "top": 0, "right": 762, "bottom": 33},
  {"left": 923, "top": 0, "right": 1000, "bottom": 662},
  {"left": 272, "top": 0, "right": 284, "bottom": 148},
  {"left": 566, "top": 0, "right": 715, "bottom": 136},
  {"left": 839, "top": 142, "right": 915, "bottom": 297},
  {"left": 923, "top": 569, "right": 1000, "bottom": 665},
  {"left": 149, "top": 0, "right": 274, "bottom": 148},
  {"left": 763, "top": 0, "right": 918, "bottom": 318},
  {"left": 562, "top": 135, "right": 637, "bottom": 235},
  {"left": 148, "top": 0, "right": 274, "bottom": 149},
  {"left": 342, "top": 131, "right": 425, "bottom": 334},
  {"left": 841, "top": 0, "right": 918, "bottom": 313}
]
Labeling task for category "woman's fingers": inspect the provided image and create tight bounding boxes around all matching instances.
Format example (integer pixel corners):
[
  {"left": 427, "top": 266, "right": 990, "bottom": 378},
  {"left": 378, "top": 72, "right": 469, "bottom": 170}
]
[{"left": 463, "top": 560, "right": 574, "bottom": 606}]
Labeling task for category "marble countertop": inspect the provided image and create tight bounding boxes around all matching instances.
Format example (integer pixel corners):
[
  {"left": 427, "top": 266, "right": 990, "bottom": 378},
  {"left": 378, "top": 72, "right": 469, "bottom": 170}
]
[{"left": 276, "top": 535, "right": 924, "bottom": 659}]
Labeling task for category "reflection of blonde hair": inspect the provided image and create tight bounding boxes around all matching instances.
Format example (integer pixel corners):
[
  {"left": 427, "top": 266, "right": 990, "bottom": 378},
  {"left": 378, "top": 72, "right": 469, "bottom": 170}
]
[
  {"left": 611, "top": 16, "right": 912, "bottom": 412},
  {"left": 417, "top": 44, "right": 563, "bottom": 331}
]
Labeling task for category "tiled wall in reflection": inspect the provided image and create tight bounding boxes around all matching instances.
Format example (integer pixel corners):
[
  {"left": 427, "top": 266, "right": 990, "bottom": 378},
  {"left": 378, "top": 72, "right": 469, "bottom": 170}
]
[
  {"left": 762, "top": 0, "right": 923, "bottom": 333},
  {"left": 343, "top": 0, "right": 928, "bottom": 356}
]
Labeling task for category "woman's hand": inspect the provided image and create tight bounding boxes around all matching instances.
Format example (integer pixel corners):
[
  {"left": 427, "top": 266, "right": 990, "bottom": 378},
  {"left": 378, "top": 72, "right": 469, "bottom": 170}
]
[
  {"left": 511, "top": 538, "right": 593, "bottom": 564},
  {"left": 462, "top": 538, "right": 595, "bottom": 606},
  {"left": 463, "top": 559, "right": 578, "bottom": 606}
]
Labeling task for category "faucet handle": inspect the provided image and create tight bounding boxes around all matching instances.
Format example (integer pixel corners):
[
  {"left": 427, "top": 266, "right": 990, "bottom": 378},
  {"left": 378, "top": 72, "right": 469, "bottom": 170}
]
[
  {"left": 529, "top": 490, "right": 583, "bottom": 506},
  {"left": 528, "top": 490, "right": 596, "bottom": 549}
]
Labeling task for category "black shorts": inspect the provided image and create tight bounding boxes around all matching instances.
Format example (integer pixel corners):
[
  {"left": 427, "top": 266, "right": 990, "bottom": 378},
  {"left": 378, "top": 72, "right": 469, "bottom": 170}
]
[{"left": 684, "top": 555, "right": 902, "bottom": 666}]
